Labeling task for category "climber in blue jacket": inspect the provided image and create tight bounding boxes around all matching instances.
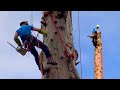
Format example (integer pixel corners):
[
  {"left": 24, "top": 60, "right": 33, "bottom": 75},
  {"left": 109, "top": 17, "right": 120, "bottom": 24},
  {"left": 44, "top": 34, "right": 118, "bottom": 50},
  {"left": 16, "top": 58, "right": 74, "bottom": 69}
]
[{"left": 14, "top": 20, "right": 58, "bottom": 74}]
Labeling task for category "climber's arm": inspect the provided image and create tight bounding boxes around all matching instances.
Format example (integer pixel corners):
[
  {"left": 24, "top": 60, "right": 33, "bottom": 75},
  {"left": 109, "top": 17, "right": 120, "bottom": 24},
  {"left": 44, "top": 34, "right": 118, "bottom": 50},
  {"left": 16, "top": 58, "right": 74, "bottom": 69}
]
[
  {"left": 33, "top": 27, "right": 47, "bottom": 35},
  {"left": 32, "top": 27, "right": 41, "bottom": 32},
  {"left": 14, "top": 32, "right": 22, "bottom": 47}
]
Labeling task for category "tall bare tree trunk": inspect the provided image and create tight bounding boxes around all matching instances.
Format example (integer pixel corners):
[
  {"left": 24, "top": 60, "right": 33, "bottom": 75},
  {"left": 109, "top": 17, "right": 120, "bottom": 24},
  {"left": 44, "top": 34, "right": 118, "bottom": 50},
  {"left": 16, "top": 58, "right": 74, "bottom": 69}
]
[
  {"left": 39, "top": 11, "right": 80, "bottom": 79},
  {"left": 90, "top": 31, "right": 103, "bottom": 79}
]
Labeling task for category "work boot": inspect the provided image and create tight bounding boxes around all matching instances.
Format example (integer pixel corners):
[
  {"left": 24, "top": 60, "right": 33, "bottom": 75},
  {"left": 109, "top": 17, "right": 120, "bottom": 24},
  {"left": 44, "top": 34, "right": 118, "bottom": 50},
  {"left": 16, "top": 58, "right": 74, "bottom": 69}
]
[
  {"left": 47, "top": 56, "right": 58, "bottom": 65},
  {"left": 42, "top": 68, "right": 50, "bottom": 75}
]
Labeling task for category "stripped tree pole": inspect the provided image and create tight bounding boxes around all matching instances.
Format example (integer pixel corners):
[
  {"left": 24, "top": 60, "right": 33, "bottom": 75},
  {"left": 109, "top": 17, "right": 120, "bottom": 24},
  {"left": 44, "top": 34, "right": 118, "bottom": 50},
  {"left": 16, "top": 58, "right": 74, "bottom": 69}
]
[
  {"left": 89, "top": 25, "right": 103, "bottom": 79},
  {"left": 39, "top": 11, "right": 80, "bottom": 79}
]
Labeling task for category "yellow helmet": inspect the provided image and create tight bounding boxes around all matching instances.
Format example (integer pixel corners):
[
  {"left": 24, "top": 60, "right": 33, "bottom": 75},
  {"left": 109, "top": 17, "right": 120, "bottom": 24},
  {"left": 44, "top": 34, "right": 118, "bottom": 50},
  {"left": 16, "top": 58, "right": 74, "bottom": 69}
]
[{"left": 20, "top": 20, "right": 28, "bottom": 26}]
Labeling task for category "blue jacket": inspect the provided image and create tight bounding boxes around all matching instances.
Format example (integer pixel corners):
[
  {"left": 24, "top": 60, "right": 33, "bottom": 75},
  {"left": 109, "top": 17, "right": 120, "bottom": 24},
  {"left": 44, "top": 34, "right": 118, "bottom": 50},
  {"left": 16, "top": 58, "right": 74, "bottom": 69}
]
[
  {"left": 16, "top": 25, "right": 34, "bottom": 39},
  {"left": 92, "top": 28, "right": 96, "bottom": 33}
]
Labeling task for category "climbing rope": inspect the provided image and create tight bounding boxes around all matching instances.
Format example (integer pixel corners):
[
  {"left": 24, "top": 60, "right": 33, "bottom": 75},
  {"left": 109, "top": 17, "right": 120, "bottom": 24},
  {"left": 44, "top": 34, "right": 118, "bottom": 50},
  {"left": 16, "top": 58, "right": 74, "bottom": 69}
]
[
  {"left": 49, "top": 13, "right": 69, "bottom": 57},
  {"left": 30, "top": 11, "right": 33, "bottom": 26},
  {"left": 30, "top": 11, "right": 41, "bottom": 54},
  {"left": 23, "top": 11, "right": 42, "bottom": 57},
  {"left": 78, "top": 11, "right": 82, "bottom": 79},
  {"left": 49, "top": 12, "right": 76, "bottom": 78},
  {"left": 30, "top": 11, "right": 38, "bottom": 39}
]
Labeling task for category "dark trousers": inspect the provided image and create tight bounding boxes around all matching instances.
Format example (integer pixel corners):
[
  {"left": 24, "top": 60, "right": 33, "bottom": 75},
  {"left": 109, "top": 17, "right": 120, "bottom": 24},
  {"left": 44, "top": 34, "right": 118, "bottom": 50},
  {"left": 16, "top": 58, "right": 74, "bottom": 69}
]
[{"left": 22, "top": 35, "right": 52, "bottom": 70}]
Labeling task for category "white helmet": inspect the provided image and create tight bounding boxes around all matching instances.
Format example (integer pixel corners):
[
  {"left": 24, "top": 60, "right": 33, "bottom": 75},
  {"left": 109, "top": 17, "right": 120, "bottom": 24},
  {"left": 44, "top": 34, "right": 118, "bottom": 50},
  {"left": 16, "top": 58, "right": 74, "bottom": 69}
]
[
  {"left": 20, "top": 20, "right": 28, "bottom": 26},
  {"left": 96, "top": 24, "right": 100, "bottom": 28}
]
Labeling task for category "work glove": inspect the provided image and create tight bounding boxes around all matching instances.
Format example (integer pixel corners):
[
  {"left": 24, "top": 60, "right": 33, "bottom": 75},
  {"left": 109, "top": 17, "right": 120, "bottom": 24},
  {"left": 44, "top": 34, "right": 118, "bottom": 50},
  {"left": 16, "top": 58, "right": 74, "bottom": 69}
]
[{"left": 38, "top": 29, "right": 47, "bottom": 36}]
